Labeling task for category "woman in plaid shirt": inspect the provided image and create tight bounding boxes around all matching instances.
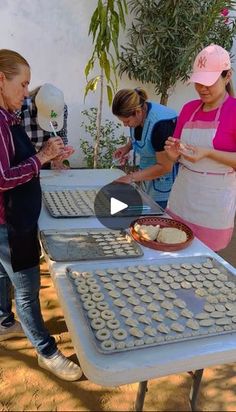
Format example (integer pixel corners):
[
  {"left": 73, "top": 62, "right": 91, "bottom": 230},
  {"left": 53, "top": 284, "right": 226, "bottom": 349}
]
[{"left": 20, "top": 85, "right": 68, "bottom": 168}]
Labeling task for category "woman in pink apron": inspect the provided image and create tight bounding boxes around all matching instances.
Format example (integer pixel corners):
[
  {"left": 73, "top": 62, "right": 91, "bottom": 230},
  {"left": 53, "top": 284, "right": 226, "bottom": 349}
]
[{"left": 165, "top": 44, "right": 236, "bottom": 251}]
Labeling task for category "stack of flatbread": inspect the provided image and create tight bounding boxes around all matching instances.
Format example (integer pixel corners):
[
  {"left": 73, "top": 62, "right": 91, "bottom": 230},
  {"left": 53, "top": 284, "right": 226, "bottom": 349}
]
[{"left": 134, "top": 223, "right": 187, "bottom": 244}]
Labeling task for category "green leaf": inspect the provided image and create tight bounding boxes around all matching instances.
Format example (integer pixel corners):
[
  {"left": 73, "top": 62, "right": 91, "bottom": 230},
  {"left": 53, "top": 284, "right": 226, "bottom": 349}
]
[
  {"left": 106, "top": 85, "right": 113, "bottom": 106},
  {"left": 84, "top": 57, "right": 94, "bottom": 79},
  {"left": 84, "top": 76, "right": 100, "bottom": 101}
]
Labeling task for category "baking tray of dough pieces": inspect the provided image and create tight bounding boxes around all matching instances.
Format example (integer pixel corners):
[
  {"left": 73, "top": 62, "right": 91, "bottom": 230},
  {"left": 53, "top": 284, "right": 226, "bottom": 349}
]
[
  {"left": 66, "top": 255, "right": 236, "bottom": 354},
  {"left": 40, "top": 228, "right": 144, "bottom": 261},
  {"left": 43, "top": 189, "right": 100, "bottom": 217},
  {"left": 42, "top": 186, "right": 164, "bottom": 218}
]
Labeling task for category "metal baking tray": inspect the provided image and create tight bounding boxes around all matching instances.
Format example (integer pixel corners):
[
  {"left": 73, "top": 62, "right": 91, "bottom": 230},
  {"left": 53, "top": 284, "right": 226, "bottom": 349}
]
[
  {"left": 42, "top": 186, "right": 164, "bottom": 218},
  {"left": 66, "top": 255, "right": 236, "bottom": 354},
  {"left": 40, "top": 228, "right": 144, "bottom": 261}
]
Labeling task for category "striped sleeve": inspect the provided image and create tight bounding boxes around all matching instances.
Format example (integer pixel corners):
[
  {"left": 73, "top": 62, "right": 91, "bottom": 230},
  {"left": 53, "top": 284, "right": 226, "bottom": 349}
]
[{"left": 0, "top": 121, "right": 41, "bottom": 192}]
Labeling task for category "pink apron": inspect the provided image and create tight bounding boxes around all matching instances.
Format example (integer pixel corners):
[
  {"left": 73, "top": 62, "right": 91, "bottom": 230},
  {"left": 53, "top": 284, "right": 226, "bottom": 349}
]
[{"left": 167, "top": 97, "right": 236, "bottom": 251}]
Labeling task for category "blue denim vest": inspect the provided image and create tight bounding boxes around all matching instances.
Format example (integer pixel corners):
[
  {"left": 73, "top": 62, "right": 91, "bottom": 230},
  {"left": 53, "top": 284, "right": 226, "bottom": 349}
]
[{"left": 130, "top": 102, "right": 178, "bottom": 202}]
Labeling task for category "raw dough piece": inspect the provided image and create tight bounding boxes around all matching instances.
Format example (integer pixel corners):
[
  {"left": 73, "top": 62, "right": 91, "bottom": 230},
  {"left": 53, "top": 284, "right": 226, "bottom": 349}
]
[
  {"left": 80, "top": 293, "right": 92, "bottom": 302},
  {"left": 157, "top": 228, "right": 187, "bottom": 244},
  {"left": 134, "top": 287, "right": 146, "bottom": 296},
  {"left": 144, "top": 326, "right": 157, "bottom": 336},
  {"left": 140, "top": 278, "right": 152, "bottom": 286},
  {"left": 120, "top": 308, "right": 133, "bottom": 318},
  {"left": 215, "top": 304, "right": 226, "bottom": 312},
  {"left": 83, "top": 301, "right": 96, "bottom": 310},
  {"left": 214, "top": 280, "right": 224, "bottom": 288},
  {"left": 146, "top": 271, "right": 156, "bottom": 278},
  {"left": 195, "top": 288, "right": 208, "bottom": 297},
  {"left": 159, "top": 283, "right": 170, "bottom": 291},
  {"left": 101, "top": 340, "right": 115, "bottom": 351},
  {"left": 129, "top": 327, "right": 144, "bottom": 338},
  {"left": 153, "top": 292, "right": 165, "bottom": 301},
  {"left": 204, "top": 304, "right": 215, "bottom": 313},
  {"left": 147, "top": 285, "right": 159, "bottom": 294},
  {"left": 190, "top": 268, "right": 200, "bottom": 275},
  {"left": 163, "top": 276, "right": 174, "bottom": 284},
  {"left": 147, "top": 302, "right": 161, "bottom": 312},
  {"left": 128, "top": 296, "right": 140, "bottom": 306},
  {"left": 91, "top": 318, "right": 106, "bottom": 330},
  {"left": 137, "top": 265, "right": 149, "bottom": 272},
  {"left": 157, "top": 324, "right": 170, "bottom": 334},
  {"left": 186, "top": 275, "right": 195, "bottom": 282},
  {"left": 122, "top": 288, "right": 134, "bottom": 297},
  {"left": 203, "top": 280, "right": 212, "bottom": 289},
  {"left": 134, "top": 223, "right": 160, "bottom": 241},
  {"left": 123, "top": 273, "right": 133, "bottom": 281},
  {"left": 195, "top": 312, "right": 210, "bottom": 320},
  {"left": 135, "top": 273, "right": 145, "bottom": 281},
  {"left": 89, "top": 284, "right": 101, "bottom": 293},
  {"left": 170, "top": 282, "right": 181, "bottom": 290},
  {"left": 159, "top": 265, "right": 172, "bottom": 271},
  {"left": 116, "top": 281, "right": 129, "bottom": 289},
  {"left": 225, "top": 309, "right": 236, "bottom": 317},
  {"left": 149, "top": 265, "right": 160, "bottom": 272},
  {"left": 161, "top": 301, "right": 173, "bottom": 310},
  {"left": 165, "top": 291, "right": 177, "bottom": 299},
  {"left": 181, "top": 308, "right": 193, "bottom": 319},
  {"left": 115, "top": 341, "right": 126, "bottom": 350},
  {"left": 215, "top": 318, "right": 231, "bottom": 326},
  {"left": 113, "top": 328, "right": 128, "bottom": 340},
  {"left": 107, "top": 319, "right": 120, "bottom": 330},
  {"left": 179, "top": 269, "right": 189, "bottom": 276},
  {"left": 210, "top": 311, "right": 225, "bottom": 319},
  {"left": 133, "top": 306, "right": 146, "bottom": 315},
  {"left": 200, "top": 267, "right": 209, "bottom": 274},
  {"left": 171, "top": 322, "right": 185, "bottom": 333},
  {"left": 104, "top": 283, "right": 115, "bottom": 291},
  {"left": 109, "top": 290, "right": 120, "bottom": 299},
  {"left": 140, "top": 295, "right": 153, "bottom": 303},
  {"left": 77, "top": 284, "right": 89, "bottom": 294},
  {"left": 165, "top": 310, "right": 178, "bottom": 321},
  {"left": 92, "top": 292, "right": 104, "bottom": 302},
  {"left": 181, "top": 263, "right": 192, "bottom": 270},
  {"left": 205, "top": 273, "right": 217, "bottom": 281},
  {"left": 129, "top": 280, "right": 140, "bottom": 288},
  {"left": 152, "top": 313, "right": 164, "bottom": 322},
  {"left": 199, "top": 319, "right": 215, "bottom": 327},
  {"left": 181, "top": 281, "right": 191, "bottom": 289},
  {"left": 206, "top": 296, "right": 218, "bottom": 304},
  {"left": 127, "top": 266, "right": 138, "bottom": 273},
  {"left": 138, "top": 315, "right": 151, "bottom": 325},
  {"left": 96, "top": 328, "right": 111, "bottom": 341},
  {"left": 101, "top": 310, "right": 115, "bottom": 320},
  {"left": 87, "top": 308, "right": 100, "bottom": 319},
  {"left": 210, "top": 268, "right": 221, "bottom": 275},
  {"left": 114, "top": 299, "right": 126, "bottom": 308},
  {"left": 97, "top": 301, "right": 109, "bottom": 311},
  {"left": 134, "top": 339, "right": 144, "bottom": 346},
  {"left": 186, "top": 319, "right": 200, "bottom": 330},
  {"left": 202, "top": 259, "right": 214, "bottom": 269},
  {"left": 173, "top": 299, "right": 186, "bottom": 309},
  {"left": 125, "top": 318, "right": 139, "bottom": 327}
]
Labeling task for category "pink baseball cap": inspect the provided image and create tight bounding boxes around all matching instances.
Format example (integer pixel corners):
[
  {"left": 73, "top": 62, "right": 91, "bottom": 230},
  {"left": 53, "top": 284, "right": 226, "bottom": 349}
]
[{"left": 189, "top": 44, "right": 231, "bottom": 86}]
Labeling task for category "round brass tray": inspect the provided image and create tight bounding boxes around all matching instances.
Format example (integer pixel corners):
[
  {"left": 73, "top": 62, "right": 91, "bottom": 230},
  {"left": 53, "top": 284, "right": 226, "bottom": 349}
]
[{"left": 130, "top": 216, "right": 194, "bottom": 252}]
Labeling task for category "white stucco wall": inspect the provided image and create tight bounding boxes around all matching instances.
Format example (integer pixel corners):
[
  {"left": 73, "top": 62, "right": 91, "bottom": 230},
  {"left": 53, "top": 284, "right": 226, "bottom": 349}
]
[{"left": 0, "top": 0, "right": 235, "bottom": 166}]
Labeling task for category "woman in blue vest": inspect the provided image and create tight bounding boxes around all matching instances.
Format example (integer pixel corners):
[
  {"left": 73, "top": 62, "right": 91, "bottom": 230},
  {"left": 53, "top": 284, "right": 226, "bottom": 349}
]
[{"left": 112, "top": 88, "right": 178, "bottom": 208}]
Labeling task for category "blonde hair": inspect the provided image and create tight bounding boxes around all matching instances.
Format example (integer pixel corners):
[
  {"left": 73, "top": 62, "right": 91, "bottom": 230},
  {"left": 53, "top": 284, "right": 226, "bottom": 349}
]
[
  {"left": 0, "top": 49, "right": 30, "bottom": 80},
  {"left": 112, "top": 88, "right": 148, "bottom": 117}
]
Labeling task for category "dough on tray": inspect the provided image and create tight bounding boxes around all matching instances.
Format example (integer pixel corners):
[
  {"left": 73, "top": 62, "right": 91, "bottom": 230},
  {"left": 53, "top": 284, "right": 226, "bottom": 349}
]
[{"left": 157, "top": 227, "right": 187, "bottom": 244}]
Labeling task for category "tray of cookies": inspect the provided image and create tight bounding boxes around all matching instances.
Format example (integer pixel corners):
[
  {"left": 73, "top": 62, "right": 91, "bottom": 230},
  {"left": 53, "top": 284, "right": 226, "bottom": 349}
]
[
  {"left": 130, "top": 217, "right": 194, "bottom": 251},
  {"left": 43, "top": 189, "right": 101, "bottom": 217},
  {"left": 66, "top": 255, "right": 236, "bottom": 354},
  {"left": 40, "top": 228, "right": 144, "bottom": 261}
]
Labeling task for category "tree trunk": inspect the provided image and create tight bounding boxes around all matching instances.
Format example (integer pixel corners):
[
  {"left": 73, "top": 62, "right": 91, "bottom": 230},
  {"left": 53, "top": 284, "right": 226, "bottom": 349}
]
[
  {"left": 160, "top": 93, "right": 168, "bottom": 106},
  {"left": 93, "top": 69, "right": 104, "bottom": 168}
]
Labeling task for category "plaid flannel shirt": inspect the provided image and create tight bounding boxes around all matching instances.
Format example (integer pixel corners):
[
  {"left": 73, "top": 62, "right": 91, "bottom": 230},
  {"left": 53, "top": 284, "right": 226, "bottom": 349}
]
[{"left": 19, "top": 96, "right": 68, "bottom": 152}]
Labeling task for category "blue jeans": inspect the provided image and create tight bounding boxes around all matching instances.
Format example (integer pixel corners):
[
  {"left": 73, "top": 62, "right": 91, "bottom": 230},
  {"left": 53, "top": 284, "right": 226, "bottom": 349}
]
[{"left": 0, "top": 225, "right": 57, "bottom": 357}]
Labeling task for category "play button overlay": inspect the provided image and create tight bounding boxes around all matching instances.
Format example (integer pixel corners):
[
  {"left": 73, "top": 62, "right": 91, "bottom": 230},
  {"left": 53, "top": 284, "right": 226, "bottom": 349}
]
[
  {"left": 94, "top": 182, "right": 143, "bottom": 230},
  {"left": 110, "top": 197, "right": 128, "bottom": 215}
]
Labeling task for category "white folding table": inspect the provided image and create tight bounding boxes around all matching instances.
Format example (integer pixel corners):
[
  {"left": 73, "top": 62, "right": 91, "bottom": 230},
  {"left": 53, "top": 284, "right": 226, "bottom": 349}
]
[{"left": 39, "top": 169, "right": 236, "bottom": 411}]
